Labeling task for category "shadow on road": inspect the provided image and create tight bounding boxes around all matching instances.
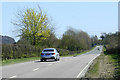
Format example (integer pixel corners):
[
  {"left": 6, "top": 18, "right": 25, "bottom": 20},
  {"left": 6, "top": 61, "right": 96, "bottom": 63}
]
[{"left": 34, "top": 59, "right": 56, "bottom": 63}]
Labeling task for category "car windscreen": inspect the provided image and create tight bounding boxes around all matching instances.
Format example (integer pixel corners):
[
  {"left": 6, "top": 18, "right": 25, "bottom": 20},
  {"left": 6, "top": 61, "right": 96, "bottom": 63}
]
[{"left": 43, "top": 49, "right": 54, "bottom": 52}]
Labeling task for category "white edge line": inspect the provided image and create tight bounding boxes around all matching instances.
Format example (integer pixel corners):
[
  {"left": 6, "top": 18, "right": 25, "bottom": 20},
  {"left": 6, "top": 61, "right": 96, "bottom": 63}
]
[
  {"left": 76, "top": 54, "right": 100, "bottom": 78},
  {"left": 33, "top": 68, "right": 39, "bottom": 71},
  {"left": 9, "top": 75, "right": 17, "bottom": 78}
]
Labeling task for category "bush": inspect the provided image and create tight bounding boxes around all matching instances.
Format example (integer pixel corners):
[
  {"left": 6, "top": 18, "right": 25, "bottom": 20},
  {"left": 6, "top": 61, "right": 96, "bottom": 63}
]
[
  {"left": 56, "top": 48, "right": 82, "bottom": 56},
  {"left": 2, "top": 44, "right": 41, "bottom": 60},
  {"left": 56, "top": 48, "right": 69, "bottom": 56}
]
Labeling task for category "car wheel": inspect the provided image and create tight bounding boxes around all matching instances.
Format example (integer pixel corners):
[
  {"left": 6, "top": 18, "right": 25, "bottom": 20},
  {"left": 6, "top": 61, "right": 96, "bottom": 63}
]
[
  {"left": 55, "top": 58, "right": 57, "bottom": 61},
  {"left": 44, "top": 59, "right": 46, "bottom": 61},
  {"left": 58, "top": 58, "right": 60, "bottom": 61},
  {"left": 41, "top": 59, "right": 43, "bottom": 62}
]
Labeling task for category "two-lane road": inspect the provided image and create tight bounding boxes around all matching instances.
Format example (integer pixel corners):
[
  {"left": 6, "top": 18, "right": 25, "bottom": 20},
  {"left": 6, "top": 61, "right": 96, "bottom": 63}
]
[{"left": 2, "top": 46, "right": 103, "bottom": 79}]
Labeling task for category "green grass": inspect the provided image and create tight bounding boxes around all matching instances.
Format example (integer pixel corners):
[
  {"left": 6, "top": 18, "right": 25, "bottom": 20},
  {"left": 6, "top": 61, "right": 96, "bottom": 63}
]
[
  {"left": 2, "top": 57, "right": 40, "bottom": 66},
  {"left": 0, "top": 59, "right": 2, "bottom": 66},
  {"left": 104, "top": 47, "right": 118, "bottom": 65},
  {"left": 106, "top": 54, "right": 120, "bottom": 78},
  {"left": 104, "top": 48, "right": 120, "bottom": 78},
  {"left": 103, "top": 46, "right": 106, "bottom": 51},
  {"left": 85, "top": 46, "right": 120, "bottom": 78},
  {"left": 87, "top": 60, "right": 99, "bottom": 76}
]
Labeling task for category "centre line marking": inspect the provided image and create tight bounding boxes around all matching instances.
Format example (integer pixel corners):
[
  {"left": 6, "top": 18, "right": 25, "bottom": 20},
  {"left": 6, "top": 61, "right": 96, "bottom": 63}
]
[
  {"left": 48, "top": 64, "right": 52, "bottom": 66},
  {"left": 57, "top": 61, "right": 60, "bottom": 62},
  {"left": 33, "top": 68, "right": 39, "bottom": 71},
  {"left": 9, "top": 75, "right": 17, "bottom": 78}
]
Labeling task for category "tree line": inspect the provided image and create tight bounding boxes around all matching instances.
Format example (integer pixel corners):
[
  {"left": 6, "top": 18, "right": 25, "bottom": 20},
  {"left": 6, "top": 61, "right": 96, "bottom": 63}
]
[
  {"left": 17, "top": 27, "right": 98, "bottom": 51},
  {"left": 100, "top": 32, "right": 119, "bottom": 54}
]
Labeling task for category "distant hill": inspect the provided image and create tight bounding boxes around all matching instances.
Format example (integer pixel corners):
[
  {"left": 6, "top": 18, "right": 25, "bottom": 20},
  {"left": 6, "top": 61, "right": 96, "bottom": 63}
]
[{"left": 0, "top": 35, "right": 15, "bottom": 44}]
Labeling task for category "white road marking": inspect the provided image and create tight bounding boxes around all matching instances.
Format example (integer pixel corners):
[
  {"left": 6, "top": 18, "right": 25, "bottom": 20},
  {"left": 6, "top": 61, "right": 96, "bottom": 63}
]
[
  {"left": 33, "top": 68, "right": 39, "bottom": 71},
  {"left": 48, "top": 64, "right": 52, "bottom": 66},
  {"left": 57, "top": 61, "right": 60, "bottom": 63},
  {"left": 76, "top": 54, "right": 100, "bottom": 78},
  {"left": 9, "top": 75, "right": 17, "bottom": 78}
]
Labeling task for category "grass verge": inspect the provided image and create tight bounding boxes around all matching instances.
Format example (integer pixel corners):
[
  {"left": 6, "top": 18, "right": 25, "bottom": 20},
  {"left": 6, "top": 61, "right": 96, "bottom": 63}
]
[
  {"left": 85, "top": 47, "right": 119, "bottom": 78},
  {"left": 2, "top": 57, "right": 40, "bottom": 66}
]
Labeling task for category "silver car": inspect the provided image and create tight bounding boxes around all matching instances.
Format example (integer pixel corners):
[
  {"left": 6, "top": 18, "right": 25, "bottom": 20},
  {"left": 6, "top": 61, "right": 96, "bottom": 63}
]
[{"left": 41, "top": 48, "right": 60, "bottom": 62}]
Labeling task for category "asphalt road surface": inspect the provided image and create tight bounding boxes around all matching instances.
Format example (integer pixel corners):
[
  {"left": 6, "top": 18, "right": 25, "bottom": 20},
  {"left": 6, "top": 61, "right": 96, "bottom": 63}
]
[{"left": 2, "top": 46, "right": 103, "bottom": 79}]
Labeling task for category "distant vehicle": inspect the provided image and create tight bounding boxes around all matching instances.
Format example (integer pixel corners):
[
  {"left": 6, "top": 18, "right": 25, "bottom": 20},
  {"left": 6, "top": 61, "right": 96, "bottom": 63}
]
[
  {"left": 41, "top": 48, "right": 60, "bottom": 62},
  {"left": 96, "top": 46, "right": 100, "bottom": 51},
  {"left": 98, "top": 48, "right": 99, "bottom": 50}
]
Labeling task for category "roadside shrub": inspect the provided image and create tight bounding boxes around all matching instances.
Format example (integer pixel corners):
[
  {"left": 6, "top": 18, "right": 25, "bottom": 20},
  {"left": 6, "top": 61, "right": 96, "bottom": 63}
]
[
  {"left": 57, "top": 48, "right": 69, "bottom": 56},
  {"left": 2, "top": 44, "right": 41, "bottom": 60},
  {"left": 56, "top": 48, "right": 82, "bottom": 56}
]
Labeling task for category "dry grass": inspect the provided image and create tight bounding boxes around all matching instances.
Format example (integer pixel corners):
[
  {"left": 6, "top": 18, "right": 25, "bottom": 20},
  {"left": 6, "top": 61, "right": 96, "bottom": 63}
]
[{"left": 85, "top": 51, "right": 116, "bottom": 78}]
